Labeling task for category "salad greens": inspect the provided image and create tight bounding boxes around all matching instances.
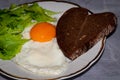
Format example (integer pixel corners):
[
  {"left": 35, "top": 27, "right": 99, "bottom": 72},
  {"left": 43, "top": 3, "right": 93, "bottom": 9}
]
[{"left": 0, "top": 3, "right": 57, "bottom": 60}]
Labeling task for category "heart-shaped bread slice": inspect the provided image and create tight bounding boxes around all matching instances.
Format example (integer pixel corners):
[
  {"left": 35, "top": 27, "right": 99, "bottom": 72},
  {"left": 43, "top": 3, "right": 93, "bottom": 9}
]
[{"left": 56, "top": 7, "right": 117, "bottom": 60}]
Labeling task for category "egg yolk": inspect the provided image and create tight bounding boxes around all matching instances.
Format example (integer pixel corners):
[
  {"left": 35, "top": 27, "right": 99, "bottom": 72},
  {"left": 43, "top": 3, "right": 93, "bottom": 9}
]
[{"left": 30, "top": 22, "right": 56, "bottom": 42}]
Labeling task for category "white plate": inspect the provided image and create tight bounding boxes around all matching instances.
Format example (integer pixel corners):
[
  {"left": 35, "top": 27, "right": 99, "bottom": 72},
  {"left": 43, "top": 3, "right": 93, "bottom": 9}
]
[{"left": 0, "top": 1, "right": 106, "bottom": 80}]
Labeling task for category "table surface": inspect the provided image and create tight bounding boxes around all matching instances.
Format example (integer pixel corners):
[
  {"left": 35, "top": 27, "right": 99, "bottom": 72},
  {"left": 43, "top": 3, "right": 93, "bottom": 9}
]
[{"left": 0, "top": 0, "right": 120, "bottom": 80}]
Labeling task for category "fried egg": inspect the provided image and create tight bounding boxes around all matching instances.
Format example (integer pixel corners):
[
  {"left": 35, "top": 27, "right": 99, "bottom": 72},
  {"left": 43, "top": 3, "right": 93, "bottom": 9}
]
[{"left": 13, "top": 22, "right": 68, "bottom": 76}]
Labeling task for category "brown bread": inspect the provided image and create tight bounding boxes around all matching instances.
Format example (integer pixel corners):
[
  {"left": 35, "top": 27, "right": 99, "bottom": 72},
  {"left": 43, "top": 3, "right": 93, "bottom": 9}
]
[{"left": 56, "top": 7, "right": 117, "bottom": 60}]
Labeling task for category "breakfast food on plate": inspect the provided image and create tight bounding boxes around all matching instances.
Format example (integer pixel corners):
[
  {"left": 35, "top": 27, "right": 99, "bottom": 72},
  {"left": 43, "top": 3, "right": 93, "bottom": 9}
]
[
  {"left": 0, "top": 3, "right": 68, "bottom": 76},
  {"left": 13, "top": 22, "right": 68, "bottom": 76},
  {"left": 56, "top": 7, "right": 117, "bottom": 60},
  {"left": 0, "top": 3, "right": 57, "bottom": 60},
  {"left": 0, "top": 1, "right": 117, "bottom": 77}
]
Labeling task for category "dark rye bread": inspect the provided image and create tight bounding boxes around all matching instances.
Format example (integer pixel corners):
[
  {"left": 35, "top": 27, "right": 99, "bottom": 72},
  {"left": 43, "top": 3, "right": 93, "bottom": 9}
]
[{"left": 56, "top": 7, "right": 117, "bottom": 60}]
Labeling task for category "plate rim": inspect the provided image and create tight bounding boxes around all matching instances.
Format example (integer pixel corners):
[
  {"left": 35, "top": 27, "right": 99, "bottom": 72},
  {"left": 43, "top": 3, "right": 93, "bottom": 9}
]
[
  {"left": 59, "top": 37, "right": 106, "bottom": 80},
  {"left": 0, "top": 1, "right": 106, "bottom": 80}
]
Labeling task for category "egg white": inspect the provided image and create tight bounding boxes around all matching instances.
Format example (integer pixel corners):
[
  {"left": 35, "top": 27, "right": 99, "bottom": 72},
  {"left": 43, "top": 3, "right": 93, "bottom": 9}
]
[
  {"left": 21, "top": 25, "right": 34, "bottom": 39},
  {"left": 13, "top": 25, "right": 68, "bottom": 76}
]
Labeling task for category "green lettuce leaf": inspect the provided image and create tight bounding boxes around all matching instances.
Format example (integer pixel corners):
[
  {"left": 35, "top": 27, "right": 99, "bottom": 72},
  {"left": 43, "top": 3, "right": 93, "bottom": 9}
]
[{"left": 0, "top": 34, "right": 28, "bottom": 60}]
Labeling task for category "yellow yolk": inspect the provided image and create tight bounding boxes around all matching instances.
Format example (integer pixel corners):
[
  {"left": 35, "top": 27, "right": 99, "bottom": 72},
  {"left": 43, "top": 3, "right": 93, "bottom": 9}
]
[{"left": 30, "top": 22, "right": 56, "bottom": 42}]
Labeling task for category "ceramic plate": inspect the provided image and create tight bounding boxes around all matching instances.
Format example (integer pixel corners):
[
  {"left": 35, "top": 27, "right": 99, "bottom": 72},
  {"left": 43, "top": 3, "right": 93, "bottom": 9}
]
[{"left": 0, "top": 1, "right": 106, "bottom": 80}]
